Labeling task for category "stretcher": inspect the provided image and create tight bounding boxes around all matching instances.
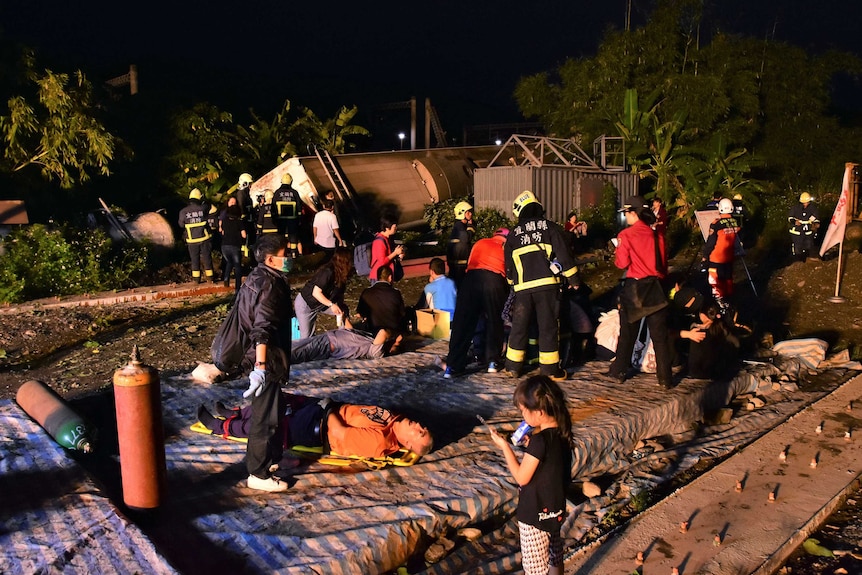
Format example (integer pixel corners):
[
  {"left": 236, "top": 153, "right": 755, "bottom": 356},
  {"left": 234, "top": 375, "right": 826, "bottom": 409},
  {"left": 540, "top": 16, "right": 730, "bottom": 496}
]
[{"left": 190, "top": 421, "right": 420, "bottom": 469}]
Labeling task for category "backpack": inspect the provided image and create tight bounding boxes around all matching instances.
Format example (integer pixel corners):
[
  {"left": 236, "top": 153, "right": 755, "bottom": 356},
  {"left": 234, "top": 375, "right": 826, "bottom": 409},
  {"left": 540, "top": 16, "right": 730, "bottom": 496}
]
[
  {"left": 210, "top": 304, "right": 250, "bottom": 375},
  {"left": 353, "top": 241, "right": 374, "bottom": 277}
]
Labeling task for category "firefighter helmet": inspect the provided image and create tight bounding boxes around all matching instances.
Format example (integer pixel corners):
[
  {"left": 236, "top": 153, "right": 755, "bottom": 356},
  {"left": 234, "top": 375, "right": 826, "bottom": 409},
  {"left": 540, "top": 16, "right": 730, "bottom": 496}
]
[
  {"left": 718, "top": 198, "right": 734, "bottom": 214},
  {"left": 733, "top": 193, "right": 743, "bottom": 200},
  {"left": 799, "top": 192, "right": 813, "bottom": 204},
  {"left": 512, "top": 190, "right": 538, "bottom": 218},
  {"left": 454, "top": 201, "right": 473, "bottom": 219},
  {"left": 188, "top": 188, "right": 202, "bottom": 200},
  {"left": 264, "top": 190, "right": 274, "bottom": 203},
  {"left": 281, "top": 173, "right": 293, "bottom": 185},
  {"left": 208, "top": 204, "right": 218, "bottom": 214},
  {"left": 238, "top": 173, "right": 253, "bottom": 188}
]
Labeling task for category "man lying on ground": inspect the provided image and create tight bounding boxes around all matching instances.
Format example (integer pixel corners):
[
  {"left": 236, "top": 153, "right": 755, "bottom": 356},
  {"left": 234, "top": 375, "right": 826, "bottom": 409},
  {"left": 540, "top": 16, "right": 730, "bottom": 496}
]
[
  {"left": 197, "top": 392, "right": 433, "bottom": 459},
  {"left": 291, "top": 328, "right": 402, "bottom": 364}
]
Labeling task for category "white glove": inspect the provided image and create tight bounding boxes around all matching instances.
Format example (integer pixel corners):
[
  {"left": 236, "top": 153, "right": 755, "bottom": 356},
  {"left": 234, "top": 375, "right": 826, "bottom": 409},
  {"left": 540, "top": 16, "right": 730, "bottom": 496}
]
[{"left": 243, "top": 368, "right": 267, "bottom": 399}]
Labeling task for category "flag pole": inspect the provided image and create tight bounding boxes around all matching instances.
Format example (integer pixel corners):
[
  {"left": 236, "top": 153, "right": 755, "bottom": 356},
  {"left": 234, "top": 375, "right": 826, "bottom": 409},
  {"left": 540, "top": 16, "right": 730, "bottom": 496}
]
[{"left": 829, "top": 239, "right": 845, "bottom": 303}]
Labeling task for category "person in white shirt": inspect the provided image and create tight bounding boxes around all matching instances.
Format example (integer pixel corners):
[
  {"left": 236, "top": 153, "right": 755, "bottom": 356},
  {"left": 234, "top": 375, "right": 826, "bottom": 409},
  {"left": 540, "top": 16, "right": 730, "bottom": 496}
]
[{"left": 312, "top": 198, "right": 344, "bottom": 264}]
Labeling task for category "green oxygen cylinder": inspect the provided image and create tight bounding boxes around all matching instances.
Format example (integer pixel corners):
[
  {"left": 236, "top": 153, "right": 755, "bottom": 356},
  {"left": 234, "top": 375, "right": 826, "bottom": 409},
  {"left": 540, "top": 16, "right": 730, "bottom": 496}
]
[{"left": 16, "top": 380, "right": 96, "bottom": 453}]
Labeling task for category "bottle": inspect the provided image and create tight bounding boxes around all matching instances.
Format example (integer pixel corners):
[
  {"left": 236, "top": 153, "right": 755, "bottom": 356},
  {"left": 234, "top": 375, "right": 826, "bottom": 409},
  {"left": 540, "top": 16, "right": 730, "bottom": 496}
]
[
  {"left": 510, "top": 420, "right": 533, "bottom": 447},
  {"left": 16, "top": 380, "right": 96, "bottom": 453}
]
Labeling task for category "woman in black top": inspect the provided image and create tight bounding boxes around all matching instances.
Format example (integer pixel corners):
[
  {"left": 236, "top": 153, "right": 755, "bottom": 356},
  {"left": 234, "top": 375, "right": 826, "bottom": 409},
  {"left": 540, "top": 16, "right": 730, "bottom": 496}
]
[
  {"left": 293, "top": 247, "right": 353, "bottom": 338},
  {"left": 219, "top": 197, "right": 247, "bottom": 291}
]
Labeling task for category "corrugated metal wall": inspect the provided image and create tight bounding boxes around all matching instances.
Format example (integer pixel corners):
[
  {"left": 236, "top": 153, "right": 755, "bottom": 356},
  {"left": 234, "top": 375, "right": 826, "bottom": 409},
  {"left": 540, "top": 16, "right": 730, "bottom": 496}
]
[{"left": 475, "top": 166, "right": 639, "bottom": 223}]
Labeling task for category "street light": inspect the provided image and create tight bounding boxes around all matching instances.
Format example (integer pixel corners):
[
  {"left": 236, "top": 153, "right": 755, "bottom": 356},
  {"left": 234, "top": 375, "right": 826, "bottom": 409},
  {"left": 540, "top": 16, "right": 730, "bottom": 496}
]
[{"left": 398, "top": 132, "right": 405, "bottom": 150}]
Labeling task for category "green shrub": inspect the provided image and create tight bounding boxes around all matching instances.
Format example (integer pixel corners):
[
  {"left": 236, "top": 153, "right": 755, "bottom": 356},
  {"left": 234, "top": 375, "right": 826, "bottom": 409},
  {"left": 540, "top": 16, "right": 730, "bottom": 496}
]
[{"left": 0, "top": 224, "right": 149, "bottom": 303}]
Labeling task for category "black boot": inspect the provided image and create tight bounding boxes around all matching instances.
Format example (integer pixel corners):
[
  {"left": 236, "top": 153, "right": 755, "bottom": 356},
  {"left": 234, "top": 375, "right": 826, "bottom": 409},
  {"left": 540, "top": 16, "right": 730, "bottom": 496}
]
[{"left": 197, "top": 405, "right": 222, "bottom": 433}]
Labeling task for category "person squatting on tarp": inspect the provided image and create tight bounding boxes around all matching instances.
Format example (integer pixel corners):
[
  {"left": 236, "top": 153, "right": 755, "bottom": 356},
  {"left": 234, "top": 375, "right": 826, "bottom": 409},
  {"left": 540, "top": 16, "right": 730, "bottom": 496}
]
[
  {"left": 197, "top": 392, "right": 433, "bottom": 459},
  {"left": 233, "top": 234, "right": 295, "bottom": 492},
  {"left": 606, "top": 195, "right": 674, "bottom": 389},
  {"left": 487, "top": 375, "right": 573, "bottom": 575},
  {"left": 788, "top": 192, "right": 820, "bottom": 262},
  {"left": 442, "top": 227, "right": 510, "bottom": 378},
  {"left": 355, "top": 266, "right": 407, "bottom": 339},
  {"left": 294, "top": 247, "right": 353, "bottom": 339},
  {"left": 503, "top": 191, "right": 582, "bottom": 381},
  {"left": 447, "top": 201, "right": 475, "bottom": 287},
  {"left": 273, "top": 172, "right": 304, "bottom": 258},
  {"left": 702, "top": 198, "right": 740, "bottom": 314},
  {"left": 178, "top": 188, "right": 216, "bottom": 283}
]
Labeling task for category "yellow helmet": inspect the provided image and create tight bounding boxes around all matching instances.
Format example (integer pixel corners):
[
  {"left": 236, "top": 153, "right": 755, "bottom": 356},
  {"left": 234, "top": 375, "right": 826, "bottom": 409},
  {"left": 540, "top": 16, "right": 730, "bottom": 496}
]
[
  {"left": 799, "top": 192, "right": 813, "bottom": 204},
  {"left": 454, "top": 201, "right": 473, "bottom": 219},
  {"left": 281, "top": 173, "right": 293, "bottom": 185},
  {"left": 208, "top": 204, "right": 218, "bottom": 214},
  {"left": 238, "top": 173, "right": 253, "bottom": 187},
  {"left": 733, "top": 193, "right": 743, "bottom": 200},
  {"left": 512, "top": 190, "right": 538, "bottom": 218},
  {"left": 264, "top": 190, "right": 274, "bottom": 203},
  {"left": 188, "top": 188, "right": 202, "bottom": 200}
]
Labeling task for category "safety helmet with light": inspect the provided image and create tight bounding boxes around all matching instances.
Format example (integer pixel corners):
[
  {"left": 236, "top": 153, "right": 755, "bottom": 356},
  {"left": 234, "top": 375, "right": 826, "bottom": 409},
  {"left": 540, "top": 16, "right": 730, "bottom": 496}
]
[
  {"left": 238, "top": 173, "right": 253, "bottom": 188},
  {"left": 281, "top": 173, "right": 293, "bottom": 185},
  {"left": 799, "top": 192, "right": 813, "bottom": 204},
  {"left": 718, "top": 198, "right": 734, "bottom": 214},
  {"left": 512, "top": 190, "right": 538, "bottom": 218},
  {"left": 454, "top": 201, "right": 473, "bottom": 219},
  {"left": 188, "top": 188, "right": 202, "bottom": 200}
]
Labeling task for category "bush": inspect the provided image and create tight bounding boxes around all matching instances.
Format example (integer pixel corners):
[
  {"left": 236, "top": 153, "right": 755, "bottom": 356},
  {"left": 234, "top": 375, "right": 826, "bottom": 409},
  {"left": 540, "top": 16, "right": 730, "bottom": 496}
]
[{"left": 0, "top": 224, "right": 150, "bottom": 303}]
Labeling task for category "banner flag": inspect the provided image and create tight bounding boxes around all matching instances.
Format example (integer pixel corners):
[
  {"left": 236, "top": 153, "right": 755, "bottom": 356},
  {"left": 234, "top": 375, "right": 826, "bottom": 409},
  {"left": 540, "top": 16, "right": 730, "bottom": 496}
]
[{"left": 819, "top": 164, "right": 852, "bottom": 257}]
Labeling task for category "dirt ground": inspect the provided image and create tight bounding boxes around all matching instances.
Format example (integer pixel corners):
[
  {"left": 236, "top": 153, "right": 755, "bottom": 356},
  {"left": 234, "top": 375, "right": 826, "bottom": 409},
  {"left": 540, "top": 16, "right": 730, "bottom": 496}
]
[{"left": 1, "top": 245, "right": 861, "bottom": 574}]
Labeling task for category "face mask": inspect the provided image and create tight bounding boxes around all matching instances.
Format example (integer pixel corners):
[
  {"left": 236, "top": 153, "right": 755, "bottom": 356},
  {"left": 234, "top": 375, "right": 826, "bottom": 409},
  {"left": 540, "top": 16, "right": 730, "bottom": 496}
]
[{"left": 278, "top": 256, "right": 292, "bottom": 273}]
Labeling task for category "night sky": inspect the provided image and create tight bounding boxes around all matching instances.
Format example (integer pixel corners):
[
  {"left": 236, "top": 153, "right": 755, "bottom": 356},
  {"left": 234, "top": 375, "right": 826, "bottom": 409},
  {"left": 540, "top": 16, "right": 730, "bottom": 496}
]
[{"left": 1, "top": 1, "right": 860, "bottom": 148}]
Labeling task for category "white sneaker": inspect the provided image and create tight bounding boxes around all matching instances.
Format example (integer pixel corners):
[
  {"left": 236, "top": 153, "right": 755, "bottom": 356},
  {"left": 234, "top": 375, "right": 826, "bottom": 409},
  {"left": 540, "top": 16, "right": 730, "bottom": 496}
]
[{"left": 247, "top": 474, "right": 288, "bottom": 493}]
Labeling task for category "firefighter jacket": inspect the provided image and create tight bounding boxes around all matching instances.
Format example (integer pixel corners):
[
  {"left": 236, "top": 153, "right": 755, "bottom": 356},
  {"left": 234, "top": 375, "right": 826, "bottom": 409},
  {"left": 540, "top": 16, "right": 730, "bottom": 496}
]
[
  {"left": 447, "top": 219, "right": 475, "bottom": 266},
  {"left": 704, "top": 216, "right": 739, "bottom": 264},
  {"left": 273, "top": 184, "right": 301, "bottom": 221},
  {"left": 257, "top": 203, "right": 279, "bottom": 234},
  {"left": 788, "top": 203, "right": 820, "bottom": 236},
  {"left": 505, "top": 217, "right": 578, "bottom": 292},
  {"left": 178, "top": 200, "right": 212, "bottom": 244}
]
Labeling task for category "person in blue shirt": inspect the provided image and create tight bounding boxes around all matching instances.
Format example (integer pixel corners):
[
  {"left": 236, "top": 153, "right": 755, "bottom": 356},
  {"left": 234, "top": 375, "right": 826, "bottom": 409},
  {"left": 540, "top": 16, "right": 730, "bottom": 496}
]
[{"left": 418, "top": 257, "right": 457, "bottom": 316}]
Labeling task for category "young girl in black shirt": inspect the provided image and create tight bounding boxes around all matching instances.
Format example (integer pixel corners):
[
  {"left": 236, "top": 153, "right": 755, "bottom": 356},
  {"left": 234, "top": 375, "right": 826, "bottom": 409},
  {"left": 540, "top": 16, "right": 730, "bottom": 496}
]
[{"left": 489, "top": 375, "right": 573, "bottom": 575}]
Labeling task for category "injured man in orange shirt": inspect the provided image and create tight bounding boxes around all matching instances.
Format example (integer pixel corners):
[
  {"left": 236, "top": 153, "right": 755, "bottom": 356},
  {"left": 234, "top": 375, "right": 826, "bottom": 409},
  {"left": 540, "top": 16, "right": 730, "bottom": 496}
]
[{"left": 197, "top": 392, "right": 433, "bottom": 459}]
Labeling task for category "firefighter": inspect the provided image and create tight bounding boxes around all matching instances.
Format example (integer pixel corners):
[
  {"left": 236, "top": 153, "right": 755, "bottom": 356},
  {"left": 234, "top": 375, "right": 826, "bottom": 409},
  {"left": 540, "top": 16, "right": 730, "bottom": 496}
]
[
  {"left": 788, "top": 192, "right": 820, "bottom": 262},
  {"left": 256, "top": 190, "right": 279, "bottom": 237},
  {"left": 273, "top": 173, "right": 304, "bottom": 258},
  {"left": 503, "top": 191, "right": 581, "bottom": 381},
  {"left": 702, "top": 198, "right": 740, "bottom": 313},
  {"left": 178, "top": 188, "right": 215, "bottom": 283},
  {"left": 447, "top": 201, "right": 474, "bottom": 287}
]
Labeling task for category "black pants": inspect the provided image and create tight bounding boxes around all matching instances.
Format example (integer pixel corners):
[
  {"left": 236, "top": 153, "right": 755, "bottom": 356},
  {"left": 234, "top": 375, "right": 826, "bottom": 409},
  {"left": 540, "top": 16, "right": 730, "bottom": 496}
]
[
  {"left": 611, "top": 305, "right": 673, "bottom": 385},
  {"left": 505, "top": 288, "right": 561, "bottom": 375},
  {"left": 246, "top": 345, "right": 290, "bottom": 479},
  {"left": 447, "top": 269, "right": 508, "bottom": 372},
  {"left": 187, "top": 240, "right": 214, "bottom": 278}
]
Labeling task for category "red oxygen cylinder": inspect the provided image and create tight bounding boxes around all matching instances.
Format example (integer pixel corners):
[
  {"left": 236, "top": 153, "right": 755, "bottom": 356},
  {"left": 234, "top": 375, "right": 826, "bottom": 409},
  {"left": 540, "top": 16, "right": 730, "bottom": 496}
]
[
  {"left": 113, "top": 345, "right": 166, "bottom": 510},
  {"left": 16, "top": 380, "right": 96, "bottom": 453}
]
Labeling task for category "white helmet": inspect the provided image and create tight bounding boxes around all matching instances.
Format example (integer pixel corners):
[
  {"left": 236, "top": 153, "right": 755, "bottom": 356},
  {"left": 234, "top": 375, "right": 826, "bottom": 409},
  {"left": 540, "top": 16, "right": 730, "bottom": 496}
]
[
  {"left": 454, "top": 201, "right": 473, "bottom": 219},
  {"left": 238, "top": 173, "right": 253, "bottom": 188},
  {"left": 718, "top": 198, "right": 734, "bottom": 214},
  {"left": 512, "top": 190, "right": 539, "bottom": 218}
]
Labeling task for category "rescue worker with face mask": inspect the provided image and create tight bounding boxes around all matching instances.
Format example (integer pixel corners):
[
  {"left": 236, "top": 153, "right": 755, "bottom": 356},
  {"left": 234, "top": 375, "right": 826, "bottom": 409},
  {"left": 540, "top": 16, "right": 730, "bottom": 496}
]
[
  {"left": 178, "top": 188, "right": 215, "bottom": 283},
  {"left": 503, "top": 191, "right": 581, "bottom": 381}
]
